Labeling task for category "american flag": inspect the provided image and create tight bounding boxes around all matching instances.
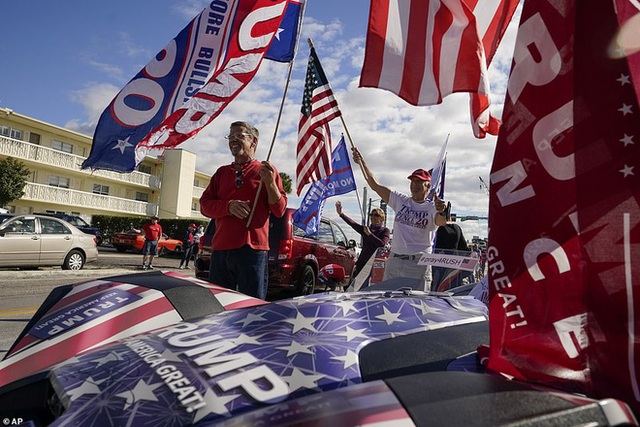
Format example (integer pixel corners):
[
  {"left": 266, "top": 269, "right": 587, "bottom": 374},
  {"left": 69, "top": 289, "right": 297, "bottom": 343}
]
[
  {"left": 296, "top": 45, "right": 342, "bottom": 195},
  {"left": 359, "top": 0, "right": 518, "bottom": 138}
]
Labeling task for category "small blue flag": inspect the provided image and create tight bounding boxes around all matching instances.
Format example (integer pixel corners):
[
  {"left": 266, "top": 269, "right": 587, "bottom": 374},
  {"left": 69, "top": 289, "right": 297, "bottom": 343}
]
[
  {"left": 265, "top": 0, "right": 304, "bottom": 62},
  {"left": 293, "top": 136, "right": 357, "bottom": 234}
]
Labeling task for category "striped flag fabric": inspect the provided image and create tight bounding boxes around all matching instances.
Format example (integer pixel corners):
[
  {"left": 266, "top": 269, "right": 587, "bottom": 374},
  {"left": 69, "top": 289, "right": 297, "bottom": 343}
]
[
  {"left": 0, "top": 271, "right": 266, "bottom": 388},
  {"left": 296, "top": 44, "right": 342, "bottom": 195},
  {"left": 359, "top": 0, "right": 518, "bottom": 138}
]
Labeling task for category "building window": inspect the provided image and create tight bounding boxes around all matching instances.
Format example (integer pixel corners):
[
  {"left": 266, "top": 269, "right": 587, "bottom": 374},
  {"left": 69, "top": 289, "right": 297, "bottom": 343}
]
[
  {"left": 192, "top": 202, "right": 198, "bottom": 211},
  {"left": 93, "top": 184, "right": 109, "bottom": 195},
  {"left": 137, "top": 164, "right": 152, "bottom": 174},
  {"left": 52, "top": 140, "right": 73, "bottom": 154},
  {"left": 0, "top": 126, "right": 22, "bottom": 140},
  {"left": 194, "top": 179, "right": 201, "bottom": 187},
  {"left": 135, "top": 192, "right": 149, "bottom": 202},
  {"left": 49, "top": 176, "right": 70, "bottom": 188},
  {"left": 29, "top": 132, "right": 41, "bottom": 145}
]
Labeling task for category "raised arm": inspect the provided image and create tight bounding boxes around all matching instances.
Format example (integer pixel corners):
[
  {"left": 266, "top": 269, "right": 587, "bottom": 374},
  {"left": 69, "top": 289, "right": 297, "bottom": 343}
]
[{"left": 351, "top": 147, "right": 391, "bottom": 203}]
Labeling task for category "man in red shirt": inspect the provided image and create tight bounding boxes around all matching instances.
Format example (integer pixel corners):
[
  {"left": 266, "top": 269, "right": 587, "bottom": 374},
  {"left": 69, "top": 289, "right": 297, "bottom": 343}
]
[
  {"left": 140, "top": 215, "right": 162, "bottom": 270},
  {"left": 200, "top": 121, "right": 287, "bottom": 299}
]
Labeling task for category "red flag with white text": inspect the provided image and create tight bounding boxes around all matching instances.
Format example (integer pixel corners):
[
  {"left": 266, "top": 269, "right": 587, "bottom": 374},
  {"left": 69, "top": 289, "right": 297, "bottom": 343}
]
[
  {"left": 359, "top": 0, "right": 517, "bottom": 138},
  {"left": 488, "top": 0, "right": 640, "bottom": 413}
]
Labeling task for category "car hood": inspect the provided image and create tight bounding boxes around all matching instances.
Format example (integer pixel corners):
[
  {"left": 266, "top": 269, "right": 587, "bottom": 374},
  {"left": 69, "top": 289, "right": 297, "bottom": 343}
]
[{"left": 47, "top": 291, "right": 487, "bottom": 425}]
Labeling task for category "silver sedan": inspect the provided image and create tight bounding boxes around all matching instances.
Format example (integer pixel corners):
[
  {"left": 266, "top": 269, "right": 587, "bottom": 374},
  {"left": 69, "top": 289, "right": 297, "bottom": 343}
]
[{"left": 0, "top": 214, "right": 98, "bottom": 270}]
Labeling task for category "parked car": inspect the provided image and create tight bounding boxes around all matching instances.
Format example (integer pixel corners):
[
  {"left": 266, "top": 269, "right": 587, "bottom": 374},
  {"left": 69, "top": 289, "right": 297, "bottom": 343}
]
[
  {"left": 35, "top": 213, "right": 104, "bottom": 245},
  {"left": 0, "top": 214, "right": 98, "bottom": 270},
  {"left": 1, "top": 284, "right": 636, "bottom": 426},
  {"left": 112, "top": 230, "right": 183, "bottom": 255},
  {"left": 0, "top": 213, "right": 14, "bottom": 224},
  {"left": 195, "top": 208, "right": 357, "bottom": 294}
]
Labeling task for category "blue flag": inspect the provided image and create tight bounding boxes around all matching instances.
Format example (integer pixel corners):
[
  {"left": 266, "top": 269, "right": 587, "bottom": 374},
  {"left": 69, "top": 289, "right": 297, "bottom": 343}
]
[
  {"left": 292, "top": 136, "right": 357, "bottom": 234},
  {"left": 265, "top": 0, "right": 304, "bottom": 62}
]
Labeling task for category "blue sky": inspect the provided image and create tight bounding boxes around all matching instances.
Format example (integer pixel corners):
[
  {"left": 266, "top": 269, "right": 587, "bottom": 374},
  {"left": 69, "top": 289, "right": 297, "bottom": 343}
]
[{"left": 0, "top": 0, "right": 521, "bottom": 242}]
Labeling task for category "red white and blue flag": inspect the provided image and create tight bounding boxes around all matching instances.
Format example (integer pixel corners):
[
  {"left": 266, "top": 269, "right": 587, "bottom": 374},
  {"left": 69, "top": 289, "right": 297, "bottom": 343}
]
[
  {"left": 488, "top": 0, "right": 640, "bottom": 413},
  {"left": 297, "top": 45, "right": 342, "bottom": 195},
  {"left": 293, "top": 136, "right": 357, "bottom": 234},
  {"left": 82, "top": 0, "right": 296, "bottom": 173},
  {"left": 359, "top": 0, "right": 518, "bottom": 138},
  {"left": 265, "top": 0, "right": 305, "bottom": 63}
]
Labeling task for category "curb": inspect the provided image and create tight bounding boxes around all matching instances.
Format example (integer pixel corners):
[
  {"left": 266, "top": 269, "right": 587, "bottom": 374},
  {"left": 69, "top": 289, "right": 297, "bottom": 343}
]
[{"left": 0, "top": 267, "right": 137, "bottom": 279}]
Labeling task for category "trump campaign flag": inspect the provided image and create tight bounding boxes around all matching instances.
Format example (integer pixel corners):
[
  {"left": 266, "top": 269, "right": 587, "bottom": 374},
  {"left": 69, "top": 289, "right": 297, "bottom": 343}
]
[
  {"left": 82, "top": 0, "right": 292, "bottom": 173},
  {"left": 488, "top": 0, "right": 640, "bottom": 413},
  {"left": 359, "top": 0, "right": 518, "bottom": 138},
  {"left": 265, "top": 0, "right": 304, "bottom": 62},
  {"left": 293, "top": 136, "right": 356, "bottom": 235},
  {"left": 296, "top": 43, "right": 342, "bottom": 195}
]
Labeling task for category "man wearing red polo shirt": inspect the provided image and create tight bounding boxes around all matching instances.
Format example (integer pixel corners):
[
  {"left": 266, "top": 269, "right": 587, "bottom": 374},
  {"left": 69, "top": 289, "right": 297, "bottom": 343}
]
[{"left": 200, "top": 121, "right": 287, "bottom": 299}]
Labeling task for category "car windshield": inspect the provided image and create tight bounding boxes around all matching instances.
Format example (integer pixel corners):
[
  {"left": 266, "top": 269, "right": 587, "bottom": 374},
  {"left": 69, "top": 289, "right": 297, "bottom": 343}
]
[{"left": 69, "top": 217, "right": 90, "bottom": 227}]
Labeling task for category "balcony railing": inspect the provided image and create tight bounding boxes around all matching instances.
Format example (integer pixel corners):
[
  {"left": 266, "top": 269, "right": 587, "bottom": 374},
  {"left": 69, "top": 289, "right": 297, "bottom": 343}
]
[
  {"left": 23, "top": 182, "right": 158, "bottom": 216},
  {"left": 0, "top": 136, "right": 160, "bottom": 189},
  {"left": 193, "top": 186, "right": 205, "bottom": 199}
]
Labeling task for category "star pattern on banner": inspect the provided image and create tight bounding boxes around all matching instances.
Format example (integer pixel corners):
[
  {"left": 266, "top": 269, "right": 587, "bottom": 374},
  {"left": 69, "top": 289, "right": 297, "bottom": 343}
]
[
  {"left": 115, "top": 379, "right": 162, "bottom": 409},
  {"left": 112, "top": 136, "right": 133, "bottom": 154},
  {"left": 49, "top": 293, "right": 488, "bottom": 425},
  {"left": 620, "top": 165, "right": 635, "bottom": 177},
  {"left": 282, "top": 367, "right": 324, "bottom": 392}
]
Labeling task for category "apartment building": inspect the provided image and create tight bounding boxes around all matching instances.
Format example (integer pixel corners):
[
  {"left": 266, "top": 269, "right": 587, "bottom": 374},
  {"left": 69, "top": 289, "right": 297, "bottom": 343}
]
[{"left": 0, "top": 108, "right": 209, "bottom": 223}]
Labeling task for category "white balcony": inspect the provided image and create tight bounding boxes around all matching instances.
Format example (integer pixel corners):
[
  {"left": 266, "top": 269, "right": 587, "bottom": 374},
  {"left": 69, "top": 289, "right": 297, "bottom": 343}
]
[
  {"left": 23, "top": 182, "right": 158, "bottom": 216},
  {"left": 0, "top": 136, "right": 160, "bottom": 189}
]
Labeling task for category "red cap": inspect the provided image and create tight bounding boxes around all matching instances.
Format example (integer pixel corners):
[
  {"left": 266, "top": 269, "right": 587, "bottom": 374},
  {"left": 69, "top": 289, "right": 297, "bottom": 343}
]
[
  {"left": 407, "top": 168, "right": 431, "bottom": 182},
  {"left": 189, "top": 223, "right": 196, "bottom": 228}
]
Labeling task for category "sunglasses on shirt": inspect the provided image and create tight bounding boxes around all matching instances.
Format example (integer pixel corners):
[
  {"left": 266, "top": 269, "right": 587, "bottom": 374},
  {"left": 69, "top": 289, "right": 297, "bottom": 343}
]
[{"left": 235, "top": 170, "right": 243, "bottom": 188}]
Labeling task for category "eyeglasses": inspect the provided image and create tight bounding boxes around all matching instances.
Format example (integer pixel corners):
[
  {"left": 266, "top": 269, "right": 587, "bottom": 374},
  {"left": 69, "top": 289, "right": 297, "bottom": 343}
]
[
  {"left": 235, "top": 170, "right": 243, "bottom": 188},
  {"left": 225, "top": 132, "right": 251, "bottom": 141}
]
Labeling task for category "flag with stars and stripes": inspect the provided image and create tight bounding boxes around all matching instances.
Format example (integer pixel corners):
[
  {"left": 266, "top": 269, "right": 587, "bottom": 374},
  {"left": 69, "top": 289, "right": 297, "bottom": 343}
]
[
  {"left": 44, "top": 291, "right": 487, "bottom": 425},
  {"left": 487, "top": 0, "right": 640, "bottom": 414},
  {"left": 0, "top": 271, "right": 266, "bottom": 388},
  {"left": 296, "top": 44, "right": 342, "bottom": 195}
]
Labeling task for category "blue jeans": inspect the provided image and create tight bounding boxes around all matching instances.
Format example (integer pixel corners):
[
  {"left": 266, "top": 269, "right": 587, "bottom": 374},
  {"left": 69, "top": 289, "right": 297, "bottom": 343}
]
[{"left": 210, "top": 245, "right": 268, "bottom": 300}]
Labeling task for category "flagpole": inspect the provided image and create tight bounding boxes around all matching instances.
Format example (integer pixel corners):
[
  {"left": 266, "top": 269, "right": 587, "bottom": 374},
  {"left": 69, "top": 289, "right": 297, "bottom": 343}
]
[{"left": 246, "top": 0, "right": 308, "bottom": 228}]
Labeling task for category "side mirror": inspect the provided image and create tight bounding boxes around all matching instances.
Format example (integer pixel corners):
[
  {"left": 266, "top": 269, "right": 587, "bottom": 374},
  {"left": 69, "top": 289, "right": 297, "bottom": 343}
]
[{"left": 348, "top": 239, "right": 357, "bottom": 249}]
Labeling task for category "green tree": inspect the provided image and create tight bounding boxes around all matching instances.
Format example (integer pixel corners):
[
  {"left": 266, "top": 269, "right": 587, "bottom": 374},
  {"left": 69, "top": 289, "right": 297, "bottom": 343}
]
[
  {"left": 279, "top": 172, "right": 292, "bottom": 194},
  {"left": 0, "top": 157, "right": 30, "bottom": 207}
]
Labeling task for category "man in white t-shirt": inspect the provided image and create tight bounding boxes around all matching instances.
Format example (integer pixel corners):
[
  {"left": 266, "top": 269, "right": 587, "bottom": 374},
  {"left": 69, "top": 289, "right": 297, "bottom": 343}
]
[{"left": 351, "top": 148, "right": 447, "bottom": 290}]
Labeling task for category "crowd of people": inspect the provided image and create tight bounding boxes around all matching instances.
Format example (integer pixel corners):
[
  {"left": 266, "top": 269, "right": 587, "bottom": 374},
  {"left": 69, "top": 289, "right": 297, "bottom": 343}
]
[{"left": 134, "top": 120, "right": 486, "bottom": 296}]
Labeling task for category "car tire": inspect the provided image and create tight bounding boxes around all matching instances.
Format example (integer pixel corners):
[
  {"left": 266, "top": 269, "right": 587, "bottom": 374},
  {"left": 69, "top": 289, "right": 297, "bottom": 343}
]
[
  {"left": 63, "top": 250, "right": 85, "bottom": 270},
  {"left": 114, "top": 245, "right": 128, "bottom": 253},
  {"left": 296, "top": 265, "right": 315, "bottom": 296},
  {"left": 158, "top": 246, "right": 168, "bottom": 257}
]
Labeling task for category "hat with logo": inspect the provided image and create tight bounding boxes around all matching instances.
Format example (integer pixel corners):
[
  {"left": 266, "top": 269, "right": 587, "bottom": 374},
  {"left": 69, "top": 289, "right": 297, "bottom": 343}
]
[
  {"left": 189, "top": 223, "right": 196, "bottom": 229},
  {"left": 407, "top": 168, "right": 432, "bottom": 182}
]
